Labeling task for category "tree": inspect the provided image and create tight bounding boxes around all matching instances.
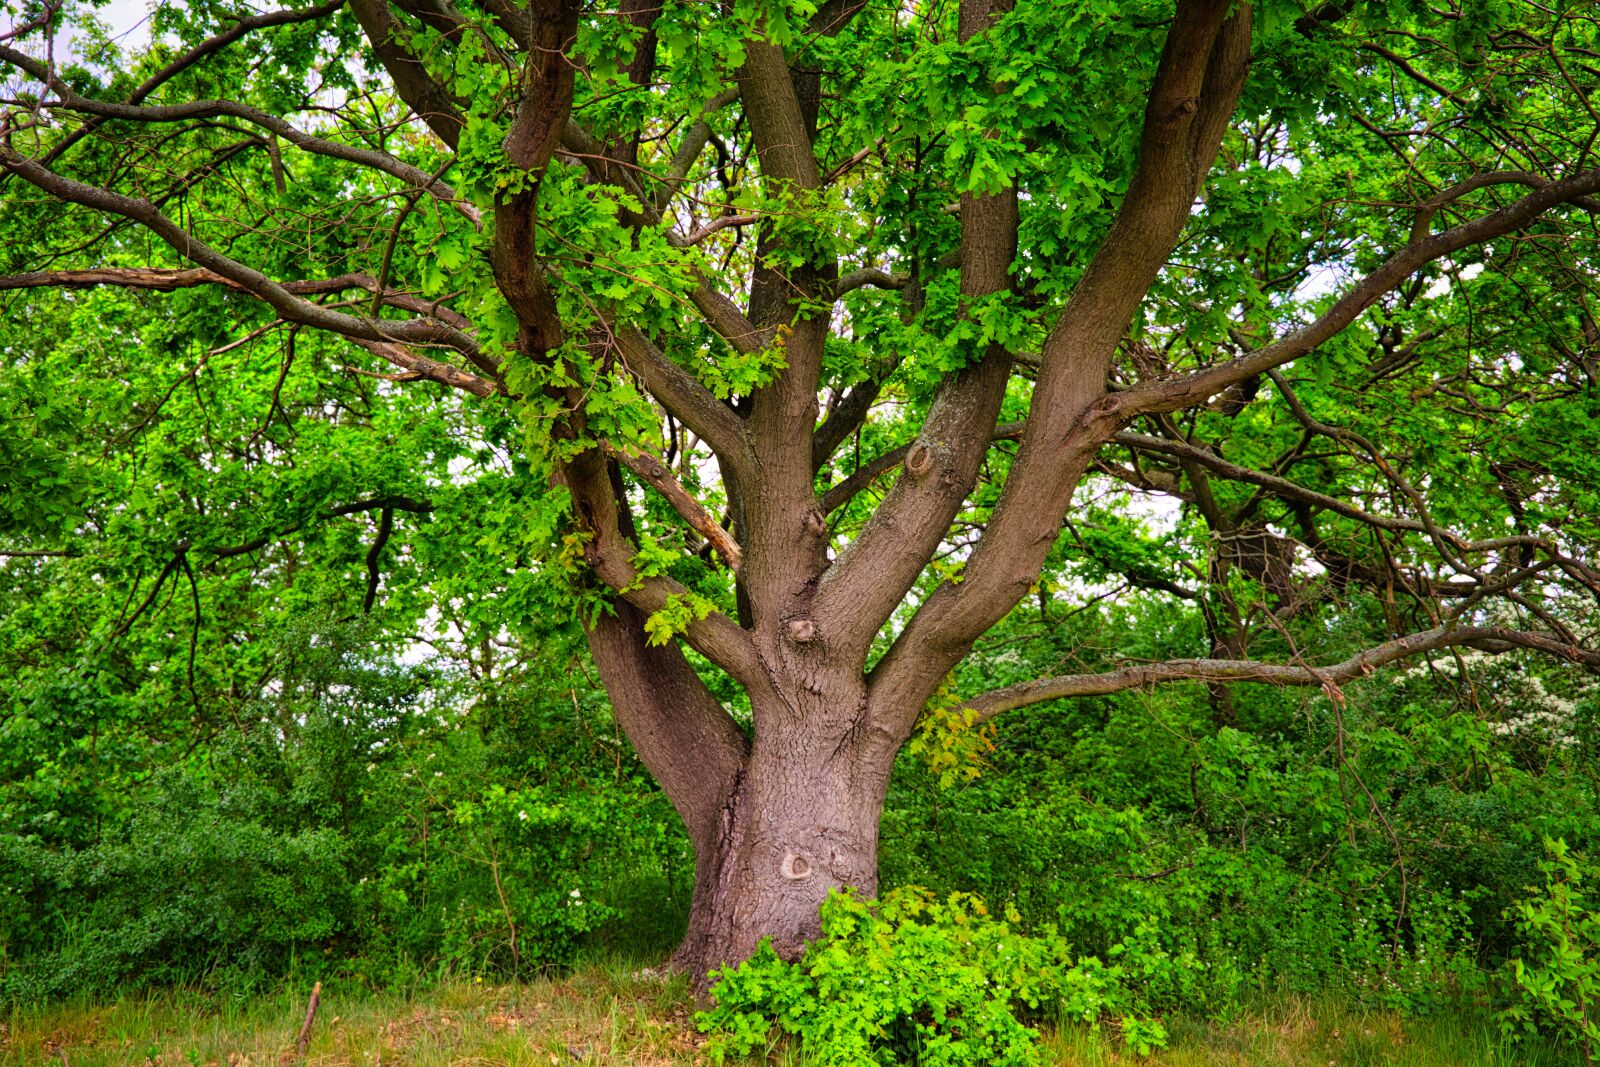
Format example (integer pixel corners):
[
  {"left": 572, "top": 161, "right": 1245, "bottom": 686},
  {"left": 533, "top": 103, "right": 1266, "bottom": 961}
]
[{"left": 2, "top": 0, "right": 1599, "bottom": 985}]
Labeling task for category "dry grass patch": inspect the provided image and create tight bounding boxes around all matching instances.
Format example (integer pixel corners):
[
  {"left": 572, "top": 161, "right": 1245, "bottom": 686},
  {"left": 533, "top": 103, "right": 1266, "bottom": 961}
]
[{"left": 1, "top": 963, "right": 709, "bottom": 1067}]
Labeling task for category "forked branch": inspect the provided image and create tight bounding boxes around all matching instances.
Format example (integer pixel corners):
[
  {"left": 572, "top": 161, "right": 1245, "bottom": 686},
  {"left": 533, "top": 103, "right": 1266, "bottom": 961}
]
[
  {"left": 1118, "top": 166, "right": 1600, "bottom": 419},
  {"left": 0, "top": 150, "right": 484, "bottom": 362}
]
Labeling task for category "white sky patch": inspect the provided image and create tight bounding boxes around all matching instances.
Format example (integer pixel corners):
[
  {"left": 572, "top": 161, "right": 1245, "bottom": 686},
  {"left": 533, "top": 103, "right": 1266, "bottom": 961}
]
[
  {"left": 96, "top": 0, "right": 152, "bottom": 49},
  {"left": 28, "top": 0, "right": 152, "bottom": 63},
  {"left": 1120, "top": 483, "right": 1183, "bottom": 535}
]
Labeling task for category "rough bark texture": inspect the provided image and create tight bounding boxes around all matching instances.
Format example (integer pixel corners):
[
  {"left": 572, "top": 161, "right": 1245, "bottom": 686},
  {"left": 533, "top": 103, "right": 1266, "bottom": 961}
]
[
  {"left": 590, "top": 605, "right": 901, "bottom": 984},
  {"left": 679, "top": 706, "right": 891, "bottom": 973}
]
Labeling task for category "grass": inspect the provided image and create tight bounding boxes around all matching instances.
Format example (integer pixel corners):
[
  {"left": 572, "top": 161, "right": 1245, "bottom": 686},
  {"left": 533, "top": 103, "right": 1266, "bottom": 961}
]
[
  {"left": 1044, "top": 994, "right": 1580, "bottom": 1067},
  {"left": 1, "top": 964, "right": 1582, "bottom": 1067},
  {"left": 0, "top": 959, "right": 720, "bottom": 1067}
]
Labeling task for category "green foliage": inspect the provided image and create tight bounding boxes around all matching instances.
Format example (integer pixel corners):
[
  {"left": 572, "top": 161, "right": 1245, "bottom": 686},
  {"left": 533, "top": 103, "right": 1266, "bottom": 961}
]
[
  {"left": 0, "top": 772, "right": 352, "bottom": 998},
  {"left": 906, "top": 675, "right": 995, "bottom": 788},
  {"left": 1, "top": 0, "right": 1599, "bottom": 1047},
  {"left": 0, "top": 637, "right": 688, "bottom": 998},
  {"left": 882, "top": 600, "right": 1600, "bottom": 1028},
  {"left": 1503, "top": 840, "right": 1600, "bottom": 1061},
  {"left": 698, "top": 886, "right": 1161, "bottom": 1066}
]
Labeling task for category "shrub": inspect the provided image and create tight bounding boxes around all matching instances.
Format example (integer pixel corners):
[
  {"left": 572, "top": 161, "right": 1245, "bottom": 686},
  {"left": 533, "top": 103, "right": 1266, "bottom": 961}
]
[
  {"left": 0, "top": 771, "right": 352, "bottom": 998},
  {"left": 698, "top": 886, "right": 1161, "bottom": 1066},
  {"left": 1502, "top": 838, "right": 1600, "bottom": 1061}
]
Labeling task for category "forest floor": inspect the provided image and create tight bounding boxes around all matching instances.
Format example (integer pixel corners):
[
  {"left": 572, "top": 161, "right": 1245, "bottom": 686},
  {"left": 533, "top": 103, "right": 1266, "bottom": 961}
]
[{"left": 1, "top": 960, "right": 1580, "bottom": 1067}]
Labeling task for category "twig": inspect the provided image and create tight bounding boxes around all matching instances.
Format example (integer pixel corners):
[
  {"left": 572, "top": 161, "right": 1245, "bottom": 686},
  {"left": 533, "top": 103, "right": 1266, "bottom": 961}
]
[
  {"left": 1112, "top": 862, "right": 1194, "bottom": 881},
  {"left": 602, "top": 443, "right": 742, "bottom": 569},
  {"left": 296, "top": 981, "right": 322, "bottom": 1059}
]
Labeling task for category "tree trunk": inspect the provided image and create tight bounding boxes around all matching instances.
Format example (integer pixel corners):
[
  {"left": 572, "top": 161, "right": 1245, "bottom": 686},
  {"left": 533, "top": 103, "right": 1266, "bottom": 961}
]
[
  {"left": 670, "top": 711, "right": 892, "bottom": 984},
  {"left": 585, "top": 600, "right": 903, "bottom": 988}
]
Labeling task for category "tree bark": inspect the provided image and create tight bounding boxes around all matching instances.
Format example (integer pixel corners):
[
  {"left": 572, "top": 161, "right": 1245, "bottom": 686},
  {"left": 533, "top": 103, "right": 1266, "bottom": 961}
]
[
  {"left": 590, "top": 600, "right": 898, "bottom": 987},
  {"left": 668, "top": 698, "right": 892, "bottom": 984},
  {"left": 584, "top": 601, "right": 750, "bottom": 860}
]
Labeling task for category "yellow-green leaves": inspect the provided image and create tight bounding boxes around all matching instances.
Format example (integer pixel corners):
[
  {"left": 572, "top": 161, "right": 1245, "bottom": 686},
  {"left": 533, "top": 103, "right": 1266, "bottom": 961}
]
[
  {"left": 909, "top": 674, "right": 996, "bottom": 789},
  {"left": 642, "top": 590, "right": 719, "bottom": 646}
]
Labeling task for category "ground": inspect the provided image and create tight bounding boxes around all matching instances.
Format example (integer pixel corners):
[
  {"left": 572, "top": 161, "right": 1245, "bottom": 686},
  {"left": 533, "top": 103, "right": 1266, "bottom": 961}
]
[{"left": 0, "top": 962, "right": 1580, "bottom": 1066}]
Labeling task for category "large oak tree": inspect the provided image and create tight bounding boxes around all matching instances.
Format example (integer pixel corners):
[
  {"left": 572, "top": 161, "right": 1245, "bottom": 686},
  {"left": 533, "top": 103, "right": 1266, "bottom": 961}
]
[{"left": 3, "top": 0, "right": 1600, "bottom": 983}]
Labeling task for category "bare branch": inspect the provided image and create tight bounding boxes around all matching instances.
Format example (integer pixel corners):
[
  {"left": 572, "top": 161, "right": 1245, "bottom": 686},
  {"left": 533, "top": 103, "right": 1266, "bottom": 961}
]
[
  {"left": 682, "top": 212, "right": 761, "bottom": 245},
  {"left": 833, "top": 267, "right": 909, "bottom": 298},
  {"left": 1114, "top": 430, "right": 1433, "bottom": 538},
  {"left": 963, "top": 625, "right": 1600, "bottom": 722},
  {"left": 1411, "top": 170, "right": 1600, "bottom": 243},
  {"left": 349, "top": 338, "right": 498, "bottom": 397}
]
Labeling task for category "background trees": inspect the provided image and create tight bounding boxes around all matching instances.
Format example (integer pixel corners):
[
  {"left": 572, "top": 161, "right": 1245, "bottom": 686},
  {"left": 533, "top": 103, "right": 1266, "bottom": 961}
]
[{"left": 1, "top": 0, "right": 1598, "bottom": 1002}]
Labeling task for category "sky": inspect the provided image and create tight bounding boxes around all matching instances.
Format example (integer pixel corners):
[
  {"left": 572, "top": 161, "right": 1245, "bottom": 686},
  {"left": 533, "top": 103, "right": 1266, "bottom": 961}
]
[{"left": 94, "top": 0, "right": 152, "bottom": 48}]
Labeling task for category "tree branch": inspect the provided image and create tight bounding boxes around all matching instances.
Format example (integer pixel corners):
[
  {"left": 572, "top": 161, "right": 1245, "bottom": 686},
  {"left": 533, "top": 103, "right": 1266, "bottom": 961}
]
[
  {"left": 1410, "top": 170, "right": 1600, "bottom": 243},
  {"left": 362, "top": 505, "right": 395, "bottom": 613},
  {"left": 1118, "top": 166, "right": 1600, "bottom": 419},
  {"left": 962, "top": 625, "right": 1600, "bottom": 723},
  {"left": 653, "top": 87, "right": 740, "bottom": 215},
  {"left": 0, "top": 43, "right": 478, "bottom": 223},
  {"left": 30, "top": 0, "right": 348, "bottom": 164},
  {"left": 0, "top": 267, "right": 474, "bottom": 330},
  {"left": 813, "top": 374, "right": 892, "bottom": 473},
  {"left": 0, "top": 150, "right": 484, "bottom": 363},
  {"left": 864, "top": 0, "right": 1255, "bottom": 726},
  {"left": 735, "top": 38, "right": 822, "bottom": 190},
  {"left": 609, "top": 323, "right": 750, "bottom": 472},
  {"left": 348, "top": 0, "right": 466, "bottom": 149},
  {"left": 833, "top": 267, "right": 909, "bottom": 298},
  {"left": 1114, "top": 430, "right": 1436, "bottom": 539},
  {"left": 813, "top": 0, "right": 1021, "bottom": 655},
  {"left": 207, "top": 495, "right": 435, "bottom": 559},
  {"left": 819, "top": 421, "right": 1025, "bottom": 514},
  {"left": 604, "top": 443, "right": 743, "bottom": 570},
  {"left": 563, "top": 449, "right": 763, "bottom": 690},
  {"left": 347, "top": 338, "right": 499, "bottom": 397}
]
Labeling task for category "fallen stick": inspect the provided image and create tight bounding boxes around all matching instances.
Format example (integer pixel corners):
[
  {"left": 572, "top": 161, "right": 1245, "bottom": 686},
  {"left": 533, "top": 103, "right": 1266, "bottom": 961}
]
[{"left": 296, "top": 981, "right": 322, "bottom": 1059}]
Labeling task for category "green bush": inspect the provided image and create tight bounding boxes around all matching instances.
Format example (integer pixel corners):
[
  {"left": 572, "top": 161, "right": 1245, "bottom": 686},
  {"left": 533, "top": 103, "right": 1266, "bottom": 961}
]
[
  {"left": 698, "top": 886, "right": 1161, "bottom": 1066},
  {"left": 1503, "top": 839, "right": 1600, "bottom": 1061},
  {"left": 0, "top": 771, "right": 351, "bottom": 998},
  {"left": 0, "top": 657, "right": 689, "bottom": 998}
]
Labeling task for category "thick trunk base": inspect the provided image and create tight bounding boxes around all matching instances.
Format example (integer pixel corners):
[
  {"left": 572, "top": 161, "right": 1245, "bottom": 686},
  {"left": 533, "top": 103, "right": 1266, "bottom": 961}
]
[{"left": 668, "top": 732, "right": 888, "bottom": 992}]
